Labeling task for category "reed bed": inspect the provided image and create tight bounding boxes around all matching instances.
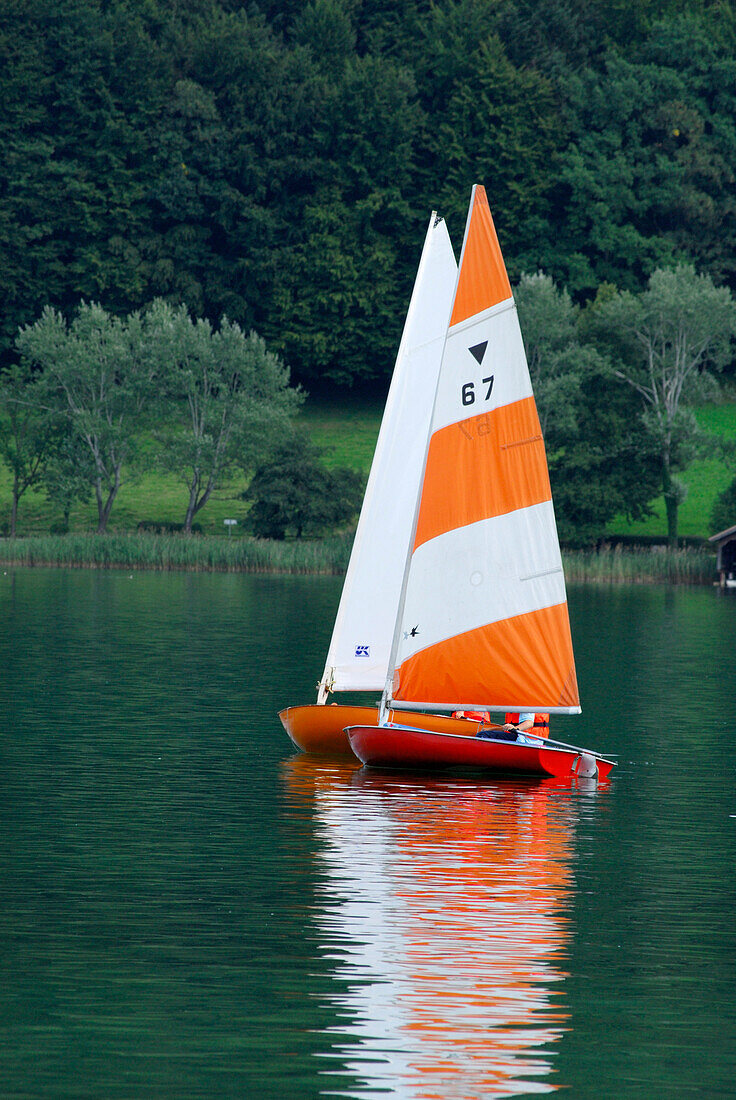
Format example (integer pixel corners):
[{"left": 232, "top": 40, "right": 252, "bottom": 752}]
[
  {"left": 0, "top": 532, "right": 353, "bottom": 574},
  {"left": 0, "top": 534, "right": 717, "bottom": 584},
  {"left": 562, "top": 545, "right": 716, "bottom": 585}
]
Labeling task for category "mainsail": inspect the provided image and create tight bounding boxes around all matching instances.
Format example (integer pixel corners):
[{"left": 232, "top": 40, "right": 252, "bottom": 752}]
[
  {"left": 318, "top": 214, "right": 457, "bottom": 700},
  {"left": 388, "top": 186, "right": 580, "bottom": 715}
]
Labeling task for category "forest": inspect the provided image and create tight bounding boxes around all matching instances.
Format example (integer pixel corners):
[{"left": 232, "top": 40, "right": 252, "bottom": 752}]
[{"left": 2, "top": 0, "right": 736, "bottom": 543}]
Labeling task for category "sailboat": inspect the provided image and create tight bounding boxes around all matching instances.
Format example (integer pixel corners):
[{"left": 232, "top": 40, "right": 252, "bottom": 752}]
[
  {"left": 280, "top": 211, "right": 484, "bottom": 754},
  {"left": 281, "top": 186, "right": 614, "bottom": 780}
]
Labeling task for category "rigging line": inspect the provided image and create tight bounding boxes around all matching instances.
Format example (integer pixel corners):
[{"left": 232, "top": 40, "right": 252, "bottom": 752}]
[
  {"left": 519, "top": 566, "right": 563, "bottom": 582},
  {"left": 501, "top": 434, "right": 543, "bottom": 450}
]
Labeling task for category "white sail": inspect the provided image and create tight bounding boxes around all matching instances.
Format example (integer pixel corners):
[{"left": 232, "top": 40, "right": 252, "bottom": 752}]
[{"left": 318, "top": 214, "right": 457, "bottom": 699}]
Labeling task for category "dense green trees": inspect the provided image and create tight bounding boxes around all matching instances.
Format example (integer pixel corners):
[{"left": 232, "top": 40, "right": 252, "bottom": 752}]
[
  {"left": 0, "top": 0, "right": 169, "bottom": 350},
  {"left": 711, "top": 476, "right": 736, "bottom": 536},
  {"left": 2, "top": 1, "right": 735, "bottom": 388},
  {"left": 16, "top": 303, "right": 161, "bottom": 532},
  {"left": 0, "top": 363, "right": 57, "bottom": 536},
  {"left": 515, "top": 273, "right": 661, "bottom": 545},
  {"left": 244, "top": 435, "right": 363, "bottom": 539},
  {"left": 548, "top": 17, "right": 736, "bottom": 297},
  {"left": 2, "top": 0, "right": 735, "bottom": 543},
  {"left": 151, "top": 302, "right": 301, "bottom": 532}
]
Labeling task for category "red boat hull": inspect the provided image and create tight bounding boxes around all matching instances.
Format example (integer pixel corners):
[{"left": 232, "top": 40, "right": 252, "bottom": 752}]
[{"left": 346, "top": 724, "right": 615, "bottom": 780}]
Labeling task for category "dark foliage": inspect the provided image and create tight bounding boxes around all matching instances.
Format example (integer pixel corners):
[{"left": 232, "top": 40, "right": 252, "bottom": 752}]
[
  {"left": 547, "top": 361, "right": 661, "bottom": 546},
  {"left": 244, "top": 435, "right": 363, "bottom": 539},
  {"left": 710, "top": 476, "right": 736, "bottom": 537},
  {"left": 1, "top": 1, "right": 734, "bottom": 385},
  {"left": 1, "top": 0, "right": 732, "bottom": 542}
]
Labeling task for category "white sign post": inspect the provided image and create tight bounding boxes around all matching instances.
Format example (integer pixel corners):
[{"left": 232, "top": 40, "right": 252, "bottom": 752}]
[{"left": 224, "top": 519, "right": 237, "bottom": 537}]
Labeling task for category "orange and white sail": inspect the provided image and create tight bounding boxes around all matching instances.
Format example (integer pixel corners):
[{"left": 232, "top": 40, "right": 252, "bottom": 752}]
[
  {"left": 318, "top": 214, "right": 457, "bottom": 699},
  {"left": 388, "top": 186, "right": 580, "bottom": 714}
]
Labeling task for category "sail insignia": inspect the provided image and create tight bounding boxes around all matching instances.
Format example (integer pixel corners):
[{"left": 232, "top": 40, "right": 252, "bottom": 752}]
[{"left": 468, "top": 340, "right": 488, "bottom": 365}]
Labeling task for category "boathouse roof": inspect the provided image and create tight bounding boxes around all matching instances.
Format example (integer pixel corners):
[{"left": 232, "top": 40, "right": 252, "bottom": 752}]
[{"left": 709, "top": 524, "right": 736, "bottom": 544}]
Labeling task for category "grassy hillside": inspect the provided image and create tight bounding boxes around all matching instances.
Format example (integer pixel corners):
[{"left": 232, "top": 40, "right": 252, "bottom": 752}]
[
  {"left": 607, "top": 404, "right": 736, "bottom": 540},
  {"left": 1, "top": 395, "right": 733, "bottom": 540},
  {"left": 299, "top": 393, "right": 384, "bottom": 470},
  {"left": 0, "top": 456, "right": 244, "bottom": 537}
]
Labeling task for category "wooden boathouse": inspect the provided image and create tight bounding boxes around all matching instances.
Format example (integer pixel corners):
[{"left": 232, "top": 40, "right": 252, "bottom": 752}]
[{"left": 709, "top": 524, "right": 736, "bottom": 587}]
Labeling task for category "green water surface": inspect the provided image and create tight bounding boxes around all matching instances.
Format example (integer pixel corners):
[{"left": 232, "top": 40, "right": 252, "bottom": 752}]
[{"left": 0, "top": 570, "right": 734, "bottom": 1098}]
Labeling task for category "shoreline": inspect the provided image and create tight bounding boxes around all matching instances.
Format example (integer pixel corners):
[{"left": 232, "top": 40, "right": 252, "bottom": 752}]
[{"left": 0, "top": 533, "right": 719, "bottom": 585}]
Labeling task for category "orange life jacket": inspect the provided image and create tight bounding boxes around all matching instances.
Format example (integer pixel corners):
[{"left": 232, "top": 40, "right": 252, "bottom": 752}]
[
  {"left": 453, "top": 709, "right": 490, "bottom": 724},
  {"left": 505, "top": 712, "right": 550, "bottom": 739}
]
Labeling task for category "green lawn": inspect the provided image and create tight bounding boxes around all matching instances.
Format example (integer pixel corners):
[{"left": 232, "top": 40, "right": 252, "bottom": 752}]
[
  {"left": 0, "top": 462, "right": 249, "bottom": 537},
  {"left": 298, "top": 392, "right": 384, "bottom": 470},
  {"left": 1, "top": 394, "right": 733, "bottom": 540},
  {"left": 304, "top": 395, "right": 736, "bottom": 541}
]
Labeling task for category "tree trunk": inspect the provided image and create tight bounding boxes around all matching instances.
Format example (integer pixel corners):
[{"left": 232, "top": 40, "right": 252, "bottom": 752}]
[
  {"left": 184, "top": 471, "right": 215, "bottom": 533},
  {"left": 94, "top": 479, "right": 105, "bottom": 533},
  {"left": 662, "top": 462, "right": 679, "bottom": 549},
  {"left": 184, "top": 475, "right": 199, "bottom": 533},
  {"left": 10, "top": 476, "right": 18, "bottom": 537},
  {"left": 97, "top": 494, "right": 115, "bottom": 533},
  {"left": 95, "top": 467, "right": 121, "bottom": 533},
  {"left": 665, "top": 494, "right": 679, "bottom": 548}
]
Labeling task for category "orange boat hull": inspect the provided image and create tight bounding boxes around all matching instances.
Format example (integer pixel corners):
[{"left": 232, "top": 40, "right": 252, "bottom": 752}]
[{"left": 278, "top": 703, "right": 501, "bottom": 758}]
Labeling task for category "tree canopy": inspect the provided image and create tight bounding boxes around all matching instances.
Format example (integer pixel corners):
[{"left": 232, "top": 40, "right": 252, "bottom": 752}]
[
  {"left": 16, "top": 301, "right": 160, "bottom": 532},
  {"left": 584, "top": 264, "right": 736, "bottom": 543},
  {"left": 2, "top": 0, "right": 735, "bottom": 544},
  {"left": 244, "top": 434, "right": 363, "bottom": 539},
  {"left": 151, "top": 301, "right": 301, "bottom": 531},
  {"left": 515, "top": 272, "right": 661, "bottom": 545},
  {"left": 14, "top": 297, "right": 302, "bottom": 533},
  {"left": 1, "top": 0, "right": 735, "bottom": 389}
]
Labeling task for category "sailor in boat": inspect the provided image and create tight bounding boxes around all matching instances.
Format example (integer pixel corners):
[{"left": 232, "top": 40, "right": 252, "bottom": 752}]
[
  {"left": 449, "top": 711, "right": 549, "bottom": 744},
  {"left": 503, "top": 713, "right": 550, "bottom": 737},
  {"left": 489, "top": 712, "right": 550, "bottom": 745},
  {"left": 451, "top": 710, "right": 549, "bottom": 745}
]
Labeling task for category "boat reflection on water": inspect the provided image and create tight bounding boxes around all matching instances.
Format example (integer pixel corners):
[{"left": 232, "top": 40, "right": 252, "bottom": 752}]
[{"left": 282, "top": 757, "right": 598, "bottom": 1098}]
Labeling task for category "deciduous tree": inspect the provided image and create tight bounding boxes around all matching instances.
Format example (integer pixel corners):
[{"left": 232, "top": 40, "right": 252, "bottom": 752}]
[
  {"left": 0, "top": 362, "right": 57, "bottom": 535},
  {"left": 16, "top": 301, "right": 160, "bottom": 532},
  {"left": 42, "top": 428, "right": 95, "bottom": 533},
  {"left": 550, "top": 15, "right": 736, "bottom": 297},
  {"left": 711, "top": 475, "right": 736, "bottom": 537},
  {"left": 585, "top": 264, "right": 736, "bottom": 544},
  {"left": 150, "top": 301, "right": 302, "bottom": 532},
  {"left": 515, "top": 271, "right": 660, "bottom": 544}
]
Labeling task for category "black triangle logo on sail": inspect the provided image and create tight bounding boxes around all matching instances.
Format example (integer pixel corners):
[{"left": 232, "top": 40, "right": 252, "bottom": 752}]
[{"left": 468, "top": 341, "right": 488, "bottom": 365}]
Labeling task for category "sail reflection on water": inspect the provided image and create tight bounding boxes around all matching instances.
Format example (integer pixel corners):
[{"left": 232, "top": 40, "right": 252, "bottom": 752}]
[{"left": 282, "top": 757, "right": 588, "bottom": 1098}]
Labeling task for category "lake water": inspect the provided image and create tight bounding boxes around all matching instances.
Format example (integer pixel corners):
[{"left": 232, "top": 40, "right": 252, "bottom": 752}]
[{"left": 0, "top": 569, "right": 734, "bottom": 1098}]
